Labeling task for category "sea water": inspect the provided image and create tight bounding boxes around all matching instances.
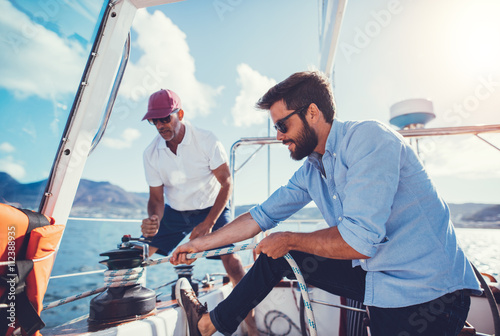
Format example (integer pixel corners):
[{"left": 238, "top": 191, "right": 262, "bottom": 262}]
[{"left": 41, "top": 219, "right": 500, "bottom": 329}]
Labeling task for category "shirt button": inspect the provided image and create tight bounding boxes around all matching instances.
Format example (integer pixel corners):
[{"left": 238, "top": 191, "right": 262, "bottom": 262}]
[
  {"left": 333, "top": 153, "right": 337, "bottom": 156},
  {"left": 333, "top": 195, "right": 337, "bottom": 200},
  {"left": 338, "top": 217, "right": 342, "bottom": 221}
]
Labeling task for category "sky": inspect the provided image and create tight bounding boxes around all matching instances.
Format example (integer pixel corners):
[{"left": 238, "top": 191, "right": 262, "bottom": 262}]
[{"left": 1, "top": 0, "right": 500, "bottom": 207}]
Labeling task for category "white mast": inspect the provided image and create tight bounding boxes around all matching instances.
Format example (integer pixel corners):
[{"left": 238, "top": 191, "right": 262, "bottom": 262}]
[{"left": 318, "top": 0, "right": 348, "bottom": 79}]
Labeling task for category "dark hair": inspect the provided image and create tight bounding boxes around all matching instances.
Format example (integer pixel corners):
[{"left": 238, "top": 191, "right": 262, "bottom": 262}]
[{"left": 256, "top": 71, "right": 336, "bottom": 123}]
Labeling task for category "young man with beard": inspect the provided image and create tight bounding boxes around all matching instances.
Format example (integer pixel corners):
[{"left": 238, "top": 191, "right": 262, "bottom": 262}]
[{"left": 170, "top": 72, "right": 481, "bottom": 336}]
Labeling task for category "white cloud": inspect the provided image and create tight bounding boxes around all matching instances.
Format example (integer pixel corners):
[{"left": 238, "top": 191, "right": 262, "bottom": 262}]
[
  {"left": 231, "top": 64, "right": 276, "bottom": 127},
  {"left": 102, "top": 128, "right": 141, "bottom": 149},
  {"left": 0, "top": 0, "right": 87, "bottom": 99},
  {"left": 67, "top": 1, "right": 101, "bottom": 23},
  {"left": 119, "top": 9, "right": 223, "bottom": 118},
  {"left": 0, "top": 156, "right": 25, "bottom": 180},
  {"left": 419, "top": 135, "right": 500, "bottom": 179},
  {"left": 0, "top": 142, "right": 15, "bottom": 153}
]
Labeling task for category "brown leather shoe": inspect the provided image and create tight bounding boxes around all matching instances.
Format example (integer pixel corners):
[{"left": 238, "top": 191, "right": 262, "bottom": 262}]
[{"left": 176, "top": 278, "right": 208, "bottom": 336}]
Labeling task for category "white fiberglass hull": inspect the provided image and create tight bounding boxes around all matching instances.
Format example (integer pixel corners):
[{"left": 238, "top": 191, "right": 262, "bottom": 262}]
[{"left": 43, "top": 278, "right": 499, "bottom": 336}]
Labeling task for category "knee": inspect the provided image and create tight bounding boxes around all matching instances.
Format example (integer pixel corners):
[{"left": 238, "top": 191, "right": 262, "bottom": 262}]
[{"left": 255, "top": 253, "right": 290, "bottom": 275}]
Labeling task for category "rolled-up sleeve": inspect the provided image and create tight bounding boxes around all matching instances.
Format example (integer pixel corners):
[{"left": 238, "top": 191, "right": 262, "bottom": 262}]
[
  {"left": 250, "top": 167, "right": 312, "bottom": 231},
  {"left": 337, "top": 122, "right": 403, "bottom": 257},
  {"left": 206, "top": 134, "right": 228, "bottom": 169}
]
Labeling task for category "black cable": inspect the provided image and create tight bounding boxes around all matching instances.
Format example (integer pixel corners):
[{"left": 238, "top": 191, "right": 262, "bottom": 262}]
[
  {"left": 260, "top": 310, "right": 302, "bottom": 336},
  {"left": 300, "top": 298, "right": 308, "bottom": 336},
  {"left": 471, "top": 263, "right": 500, "bottom": 336}
]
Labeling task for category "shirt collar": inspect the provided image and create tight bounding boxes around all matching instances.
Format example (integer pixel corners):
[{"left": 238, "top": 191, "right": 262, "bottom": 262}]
[
  {"left": 307, "top": 119, "right": 342, "bottom": 177},
  {"left": 181, "top": 121, "right": 192, "bottom": 146},
  {"left": 307, "top": 151, "right": 326, "bottom": 176},
  {"left": 305, "top": 118, "right": 344, "bottom": 160},
  {"left": 324, "top": 118, "right": 344, "bottom": 156}
]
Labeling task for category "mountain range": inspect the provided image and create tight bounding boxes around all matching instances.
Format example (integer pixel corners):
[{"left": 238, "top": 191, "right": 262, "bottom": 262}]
[
  {"left": 1, "top": 172, "right": 499, "bottom": 227},
  {"left": 0, "top": 172, "right": 148, "bottom": 218}
]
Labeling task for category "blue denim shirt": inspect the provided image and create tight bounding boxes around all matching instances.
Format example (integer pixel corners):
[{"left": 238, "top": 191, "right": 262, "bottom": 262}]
[{"left": 250, "top": 119, "right": 481, "bottom": 308}]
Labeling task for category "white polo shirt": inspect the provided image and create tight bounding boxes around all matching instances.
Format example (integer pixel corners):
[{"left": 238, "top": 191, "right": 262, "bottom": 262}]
[{"left": 143, "top": 122, "right": 228, "bottom": 211}]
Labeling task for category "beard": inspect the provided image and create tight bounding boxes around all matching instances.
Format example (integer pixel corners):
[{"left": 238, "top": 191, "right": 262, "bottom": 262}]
[{"left": 285, "top": 119, "right": 318, "bottom": 161}]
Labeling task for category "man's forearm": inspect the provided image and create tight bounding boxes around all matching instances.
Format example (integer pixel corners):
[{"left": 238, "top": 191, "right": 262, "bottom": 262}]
[
  {"left": 203, "top": 181, "right": 232, "bottom": 226},
  {"left": 195, "top": 212, "right": 262, "bottom": 251},
  {"left": 148, "top": 199, "right": 164, "bottom": 219},
  {"left": 287, "top": 226, "right": 369, "bottom": 260}
]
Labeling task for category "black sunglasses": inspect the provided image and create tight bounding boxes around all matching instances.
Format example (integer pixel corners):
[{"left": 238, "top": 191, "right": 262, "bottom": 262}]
[
  {"left": 273, "top": 104, "right": 310, "bottom": 133},
  {"left": 148, "top": 110, "right": 178, "bottom": 125}
]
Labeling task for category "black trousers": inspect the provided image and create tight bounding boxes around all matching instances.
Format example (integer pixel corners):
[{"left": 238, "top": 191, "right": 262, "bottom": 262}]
[{"left": 210, "top": 251, "right": 470, "bottom": 336}]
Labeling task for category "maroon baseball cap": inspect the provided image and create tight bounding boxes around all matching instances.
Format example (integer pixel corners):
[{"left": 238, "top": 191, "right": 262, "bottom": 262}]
[{"left": 142, "top": 89, "right": 182, "bottom": 121}]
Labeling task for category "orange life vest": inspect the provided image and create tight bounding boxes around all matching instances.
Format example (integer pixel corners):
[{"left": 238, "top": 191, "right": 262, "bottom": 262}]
[{"left": 0, "top": 203, "right": 64, "bottom": 336}]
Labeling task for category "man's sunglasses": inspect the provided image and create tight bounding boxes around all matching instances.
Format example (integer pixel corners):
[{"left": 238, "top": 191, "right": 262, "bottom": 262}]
[
  {"left": 273, "top": 104, "right": 310, "bottom": 133},
  {"left": 148, "top": 110, "right": 178, "bottom": 125}
]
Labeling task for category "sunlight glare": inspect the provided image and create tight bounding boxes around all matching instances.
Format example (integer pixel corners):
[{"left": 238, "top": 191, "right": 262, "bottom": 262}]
[{"left": 450, "top": 3, "right": 500, "bottom": 74}]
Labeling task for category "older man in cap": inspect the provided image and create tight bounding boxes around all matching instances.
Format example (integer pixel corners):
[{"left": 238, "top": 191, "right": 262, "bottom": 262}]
[{"left": 141, "top": 89, "right": 257, "bottom": 335}]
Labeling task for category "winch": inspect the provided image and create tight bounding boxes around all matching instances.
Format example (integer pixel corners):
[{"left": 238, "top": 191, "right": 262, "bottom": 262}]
[{"left": 89, "top": 235, "right": 156, "bottom": 322}]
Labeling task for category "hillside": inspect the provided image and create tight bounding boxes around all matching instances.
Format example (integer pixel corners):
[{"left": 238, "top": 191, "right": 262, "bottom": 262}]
[
  {"left": 70, "top": 179, "right": 149, "bottom": 218},
  {"left": 0, "top": 172, "right": 148, "bottom": 218},
  {"left": 0, "top": 172, "right": 47, "bottom": 210},
  {"left": 1, "top": 172, "right": 499, "bottom": 227}
]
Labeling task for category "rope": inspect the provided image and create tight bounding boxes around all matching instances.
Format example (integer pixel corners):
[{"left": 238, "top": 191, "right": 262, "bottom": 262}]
[
  {"left": 43, "top": 287, "right": 106, "bottom": 310},
  {"left": 0, "top": 251, "right": 56, "bottom": 266},
  {"left": 42, "top": 242, "right": 318, "bottom": 336},
  {"left": 43, "top": 267, "right": 146, "bottom": 310},
  {"left": 144, "top": 242, "right": 259, "bottom": 266},
  {"left": 104, "top": 267, "right": 146, "bottom": 287},
  {"left": 147, "top": 243, "right": 318, "bottom": 336},
  {"left": 284, "top": 253, "right": 317, "bottom": 336},
  {"left": 50, "top": 269, "right": 105, "bottom": 279},
  {"left": 32, "top": 251, "right": 56, "bottom": 263}
]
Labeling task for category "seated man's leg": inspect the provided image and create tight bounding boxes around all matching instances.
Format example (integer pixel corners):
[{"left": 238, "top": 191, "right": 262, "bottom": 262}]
[
  {"left": 368, "top": 290, "right": 471, "bottom": 336},
  {"left": 220, "top": 253, "right": 258, "bottom": 336},
  {"left": 287, "top": 251, "right": 366, "bottom": 302},
  {"left": 208, "top": 251, "right": 366, "bottom": 335}
]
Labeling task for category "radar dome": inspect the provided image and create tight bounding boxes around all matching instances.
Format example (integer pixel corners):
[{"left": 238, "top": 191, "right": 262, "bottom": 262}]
[{"left": 389, "top": 98, "right": 435, "bottom": 129}]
